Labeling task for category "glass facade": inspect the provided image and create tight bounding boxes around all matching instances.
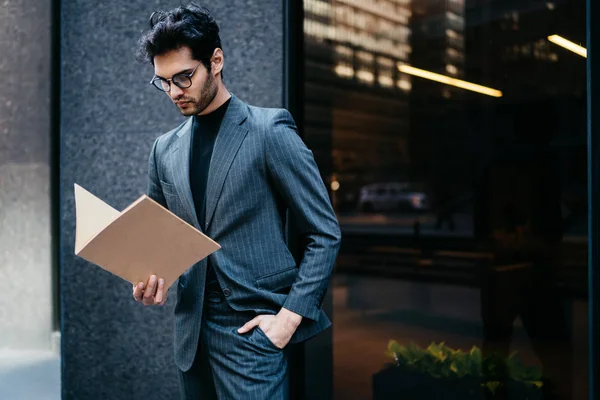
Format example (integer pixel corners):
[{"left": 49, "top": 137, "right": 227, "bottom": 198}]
[{"left": 303, "top": 0, "right": 588, "bottom": 398}]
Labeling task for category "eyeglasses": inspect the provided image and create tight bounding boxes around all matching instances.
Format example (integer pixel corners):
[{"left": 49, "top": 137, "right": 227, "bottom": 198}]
[{"left": 150, "top": 62, "right": 202, "bottom": 92}]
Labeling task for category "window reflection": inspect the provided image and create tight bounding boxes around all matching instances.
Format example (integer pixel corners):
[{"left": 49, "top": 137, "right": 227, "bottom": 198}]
[{"left": 303, "top": 0, "right": 588, "bottom": 399}]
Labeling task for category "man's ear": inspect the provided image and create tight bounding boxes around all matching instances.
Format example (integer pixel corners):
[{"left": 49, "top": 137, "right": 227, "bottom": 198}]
[{"left": 211, "top": 48, "right": 224, "bottom": 76}]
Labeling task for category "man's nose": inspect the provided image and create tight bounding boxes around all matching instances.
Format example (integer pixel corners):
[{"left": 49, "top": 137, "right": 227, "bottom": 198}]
[{"left": 169, "top": 84, "right": 184, "bottom": 99}]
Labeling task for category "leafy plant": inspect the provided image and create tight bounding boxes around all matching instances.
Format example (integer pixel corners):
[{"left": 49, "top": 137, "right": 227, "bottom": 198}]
[{"left": 384, "top": 340, "right": 543, "bottom": 394}]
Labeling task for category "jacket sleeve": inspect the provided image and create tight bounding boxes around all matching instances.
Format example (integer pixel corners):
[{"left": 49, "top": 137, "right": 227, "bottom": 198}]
[
  {"left": 265, "top": 109, "right": 342, "bottom": 321},
  {"left": 147, "top": 137, "right": 167, "bottom": 208}
]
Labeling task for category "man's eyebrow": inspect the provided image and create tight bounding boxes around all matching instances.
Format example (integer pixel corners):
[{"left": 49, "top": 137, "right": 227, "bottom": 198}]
[{"left": 155, "top": 67, "right": 195, "bottom": 80}]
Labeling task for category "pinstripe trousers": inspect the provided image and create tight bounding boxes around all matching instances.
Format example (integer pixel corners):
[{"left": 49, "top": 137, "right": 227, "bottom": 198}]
[{"left": 178, "top": 287, "right": 291, "bottom": 400}]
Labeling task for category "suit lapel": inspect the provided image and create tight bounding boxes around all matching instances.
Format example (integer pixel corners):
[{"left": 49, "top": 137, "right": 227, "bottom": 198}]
[
  {"left": 171, "top": 118, "right": 200, "bottom": 229},
  {"left": 204, "top": 95, "right": 249, "bottom": 231}
]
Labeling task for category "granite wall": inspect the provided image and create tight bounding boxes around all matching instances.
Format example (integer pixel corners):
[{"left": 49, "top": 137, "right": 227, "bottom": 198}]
[
  {"left": 60, "top": 1, "right": 284, "bottom": 398},
  {"left": 0, "top": 0, "right": 53, "bottom": 351}
]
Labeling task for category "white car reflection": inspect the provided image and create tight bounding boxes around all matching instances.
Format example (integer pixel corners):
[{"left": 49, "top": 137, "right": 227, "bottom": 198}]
[{"left": 357, "top": 182, "right": 429, "bottom": 213}]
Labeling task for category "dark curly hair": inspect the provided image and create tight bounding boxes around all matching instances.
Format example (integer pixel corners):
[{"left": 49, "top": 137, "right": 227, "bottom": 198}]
[{"left": 136, "top": 3, "right": 223, "bottom": 78}]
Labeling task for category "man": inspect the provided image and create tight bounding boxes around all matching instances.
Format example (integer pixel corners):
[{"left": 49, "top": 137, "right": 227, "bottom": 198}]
[{"left": 131, "top": 4, "right": 341, "bottom": 399}]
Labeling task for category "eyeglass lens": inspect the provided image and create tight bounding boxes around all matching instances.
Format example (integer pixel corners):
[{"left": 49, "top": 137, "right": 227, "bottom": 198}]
[{"left": 153, "top": 75, "right": 192, "bottom": 91}]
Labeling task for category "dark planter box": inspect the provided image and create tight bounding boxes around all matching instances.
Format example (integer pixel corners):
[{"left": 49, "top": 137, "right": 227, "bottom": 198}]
[{"left": 373, "top": 366, "right": 543, "bottom": 400}]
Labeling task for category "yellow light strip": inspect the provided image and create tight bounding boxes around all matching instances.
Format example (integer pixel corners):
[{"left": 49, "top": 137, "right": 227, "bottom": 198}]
[
  {"left": 397, "top": 65, "right": 503, "bottom": 97},
  {"left": 548, "top": 34, "right": 587, "bottom": 58}
]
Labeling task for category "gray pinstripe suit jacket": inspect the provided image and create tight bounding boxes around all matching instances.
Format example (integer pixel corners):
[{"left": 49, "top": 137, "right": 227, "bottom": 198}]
[{"left": 147, "top": 94, "right": 341, "bottom": 372}]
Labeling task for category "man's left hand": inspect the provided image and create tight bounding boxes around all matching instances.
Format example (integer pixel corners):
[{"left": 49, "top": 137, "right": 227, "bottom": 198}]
[{"left": 238, "top": 307, "right": 303, "bottom": 349}]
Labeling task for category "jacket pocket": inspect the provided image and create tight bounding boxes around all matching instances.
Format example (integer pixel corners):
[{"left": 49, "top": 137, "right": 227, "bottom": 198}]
[
  {"left": 256, "top": 267, "right": 298, "bottom": 293},
  {"left": 159, "top": 179, "right": 177, "bottom": 195}
]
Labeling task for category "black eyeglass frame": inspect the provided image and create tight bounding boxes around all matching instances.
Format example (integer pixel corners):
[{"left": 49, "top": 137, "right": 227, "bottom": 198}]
[{"left": 149, "top": 62, "right": 203, "bottom": 92}]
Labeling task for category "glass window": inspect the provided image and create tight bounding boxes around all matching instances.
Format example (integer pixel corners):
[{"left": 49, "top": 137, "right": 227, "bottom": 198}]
[{"left": 303, "top": 0, "right": 587, "bottom": 399}]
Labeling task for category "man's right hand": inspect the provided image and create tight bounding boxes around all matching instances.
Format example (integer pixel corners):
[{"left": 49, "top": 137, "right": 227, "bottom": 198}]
[{"left": 132, "top": 274, "right": 168, "bottom": 306}]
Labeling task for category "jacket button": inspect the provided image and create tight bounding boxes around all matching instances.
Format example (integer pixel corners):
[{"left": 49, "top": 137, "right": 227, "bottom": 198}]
[{"left": 223, "top": 288, "right": 231, "bottom": 297}]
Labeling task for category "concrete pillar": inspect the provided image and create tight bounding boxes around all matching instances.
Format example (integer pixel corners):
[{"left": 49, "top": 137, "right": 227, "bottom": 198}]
[{"left": 0, "top": 0, "right": 53, "bottom": 352}]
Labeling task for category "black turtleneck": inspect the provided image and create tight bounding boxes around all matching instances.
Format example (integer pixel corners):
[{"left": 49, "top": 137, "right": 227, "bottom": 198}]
[{"left": 190, "top": 96, "right": 231, "bottom": 287}]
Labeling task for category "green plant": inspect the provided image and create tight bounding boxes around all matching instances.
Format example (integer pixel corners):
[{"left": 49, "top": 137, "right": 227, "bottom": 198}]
[{"left": 384, "top": 340, "right": 543, "bottom": 394}]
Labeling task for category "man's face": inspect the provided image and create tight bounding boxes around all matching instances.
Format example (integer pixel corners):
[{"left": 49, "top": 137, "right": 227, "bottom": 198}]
[{"left": 153, "top": 46, "right": 218, "bottom": 116}]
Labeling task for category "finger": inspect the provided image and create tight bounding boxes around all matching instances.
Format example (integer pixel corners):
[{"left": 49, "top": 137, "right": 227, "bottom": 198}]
[
  {"left": 158, "top": 289, "right": 169, "bottom": 306},
  {"left": 158, "top": 289, "right": 168, "bottom": 306},
  {"left": 143, "top": 275, "right": 157, "bottom": 305},
  {"left": 133, "top": 282, "right": 145, "bottom": 302},
  {"left": 154, "top": 278, "right": 165, "bottom": 305},
  {"left": 238, "top": 316, "right": 261, "bottom": 333}
]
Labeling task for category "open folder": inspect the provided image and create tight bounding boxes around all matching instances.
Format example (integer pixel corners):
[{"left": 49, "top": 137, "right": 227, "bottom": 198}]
[{"left": 74, "top": 184, "right": 221, "bottom": 290}]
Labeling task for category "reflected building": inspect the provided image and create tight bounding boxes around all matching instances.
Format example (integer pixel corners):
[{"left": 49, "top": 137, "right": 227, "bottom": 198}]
[
  {"left": 408, "top": 0, "right": 468, "bottom": 219},
  {"left": 464, "top": 0, "right": 588, "bottom": 242},
  {"left": 303, "top": 0, "right": 413, "bottom": 212},
  {"left": 303, "top": 0, "right": 470, "bottom": 213}
]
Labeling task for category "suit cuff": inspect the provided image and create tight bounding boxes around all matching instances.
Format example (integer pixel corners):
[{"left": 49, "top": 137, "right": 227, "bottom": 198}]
[{"left": 283, "top": 293, "right": 322, "bottom": 322}]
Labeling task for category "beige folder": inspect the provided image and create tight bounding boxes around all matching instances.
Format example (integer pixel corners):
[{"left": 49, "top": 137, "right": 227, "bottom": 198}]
[{"left": 74, "top": 184, "right": 220, "bottom": 290}]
